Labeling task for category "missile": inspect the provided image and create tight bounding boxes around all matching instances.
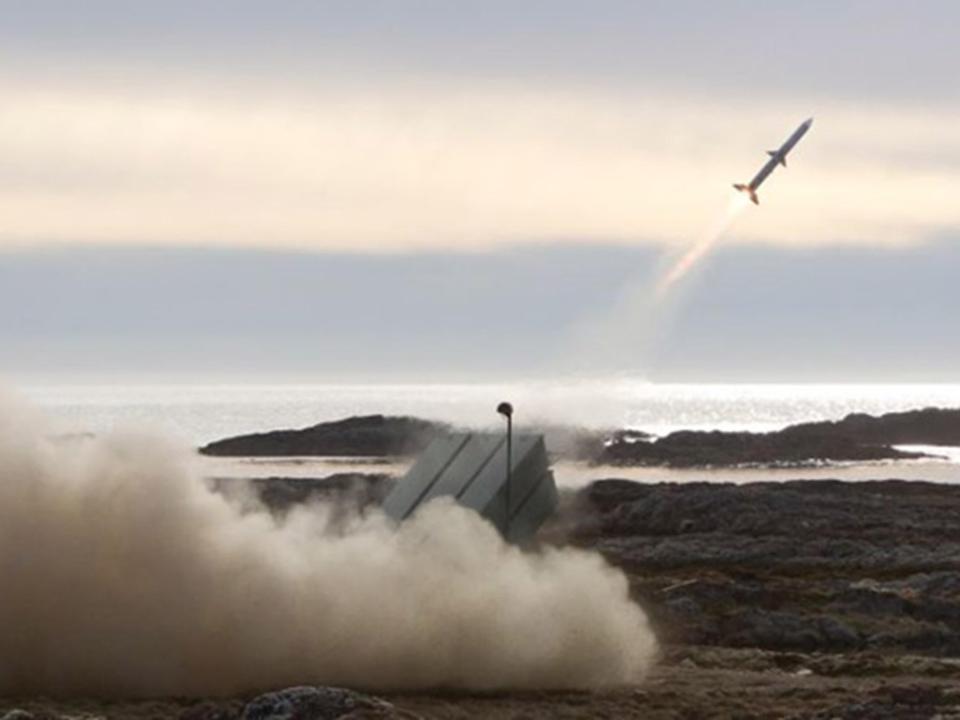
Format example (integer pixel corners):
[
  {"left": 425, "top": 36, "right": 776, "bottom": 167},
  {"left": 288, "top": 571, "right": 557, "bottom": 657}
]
[{"left": 734, "top": 117, "right": 812, "bottom": 205}]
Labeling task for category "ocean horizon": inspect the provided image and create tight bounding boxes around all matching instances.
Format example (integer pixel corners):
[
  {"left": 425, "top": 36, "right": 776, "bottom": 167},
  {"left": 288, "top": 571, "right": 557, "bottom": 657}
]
[{"left": 18, "top": 379, "right": 960, "bottom": 444}]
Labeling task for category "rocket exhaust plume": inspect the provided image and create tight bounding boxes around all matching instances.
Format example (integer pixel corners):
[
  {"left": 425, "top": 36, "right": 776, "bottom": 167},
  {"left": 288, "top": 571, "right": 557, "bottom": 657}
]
[
  {"left": 559, "top": 190, "right": 749, "bottom": 375},
  {"left": 654, "top": 191, "right": 750, "bottom": 300},
  {"left": 0, "top": 389, "right": 656, "bottom": 697}
]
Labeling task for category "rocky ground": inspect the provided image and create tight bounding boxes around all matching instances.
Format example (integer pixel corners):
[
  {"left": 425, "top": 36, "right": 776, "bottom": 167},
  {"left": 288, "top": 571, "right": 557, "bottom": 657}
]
[
  {"left": 6, "top": 476, "right": 960, "bottom": 718},
  {"left": 578, "top": 479, "right": 960, "bottom": 656}
]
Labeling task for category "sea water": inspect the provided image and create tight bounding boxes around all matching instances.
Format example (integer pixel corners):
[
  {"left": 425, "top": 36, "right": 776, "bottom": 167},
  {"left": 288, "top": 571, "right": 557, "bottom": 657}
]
[{"left": 17, "top": 380, "right": 960, "bottom": 485}]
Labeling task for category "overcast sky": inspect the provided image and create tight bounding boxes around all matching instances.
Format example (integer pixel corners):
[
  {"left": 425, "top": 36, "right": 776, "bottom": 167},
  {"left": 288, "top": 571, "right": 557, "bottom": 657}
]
[{"left": 2, "top": 2, "right": 958, "bottom": 381}]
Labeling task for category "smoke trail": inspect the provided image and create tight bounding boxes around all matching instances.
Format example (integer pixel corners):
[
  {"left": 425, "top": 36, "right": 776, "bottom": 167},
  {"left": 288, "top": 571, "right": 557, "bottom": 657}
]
[
  {"left": 0, "top": 389, "right": 655, "bottom": 697},
  {"left": 654, "top": 191, "right": 751, "bottom": 300},
  {"left": 561, "top": 190, "right": 751, "bottom": 377}
]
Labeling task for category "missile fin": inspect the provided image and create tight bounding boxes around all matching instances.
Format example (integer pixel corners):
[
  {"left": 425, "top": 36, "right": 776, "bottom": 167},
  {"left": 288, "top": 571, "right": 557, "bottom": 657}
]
[{"left": 733, "top": 183, "right": 759, "bottom": 205}]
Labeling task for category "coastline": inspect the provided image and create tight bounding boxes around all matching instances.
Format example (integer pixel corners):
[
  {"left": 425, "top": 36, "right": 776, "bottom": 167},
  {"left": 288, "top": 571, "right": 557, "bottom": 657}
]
[{"left": 200, "top": 453, "right": 960, "bottom": 487}]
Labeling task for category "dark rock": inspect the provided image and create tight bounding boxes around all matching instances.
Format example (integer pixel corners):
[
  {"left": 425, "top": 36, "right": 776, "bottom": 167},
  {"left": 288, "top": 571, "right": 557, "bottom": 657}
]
[
  {"left": 241, "top": 686, "right": 393, "bottom": 720},
  {"left": 598, "top": 427, "right": 925, "bottom": 467},
  {"left": 723, "top": 608, "right": 860, "bottom": 652},
  {"left": 867, "top": 624, "right": 960, "bottom": 654},
  {"left": 584, "top": 479, "right": 654, "bottom": 513},
  {"left": 787, "top": 407, "right": 960, "bottom": 447},
  {"left": 799, "top": 684, "right": 949, "bottom": 720},
  {"left": 200, "top": 416, "right": 446, "bottom": 458},
  {"left": 830, "top": 586, "right": 908, "bottom": 616},
  {"left": 884, "top": 684, "right": 945, "bottom": 706},
  {"left": 595, "top": 406, "right": 960, "bottom": 467},
  {"left": 583, "top": 478, "right": 960, "bottom": 550}
]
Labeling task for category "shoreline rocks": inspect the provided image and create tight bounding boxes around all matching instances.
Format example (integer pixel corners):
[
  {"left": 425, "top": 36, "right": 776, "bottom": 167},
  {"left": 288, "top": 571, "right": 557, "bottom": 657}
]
[
  {"left": 598, "top": 427, "right": 926, "bottom": 466},
  {"left": 597, "top": 407, "right": 960, "bottom": 467},
  {"left": 198, "top": 407, "right": 960, "bottom": 468},
  {"left": 785, "top": 407, "right": 960, "bottom": 447},
  {"left": 199, "top": 415, "right": 445, "bottom": 458}
]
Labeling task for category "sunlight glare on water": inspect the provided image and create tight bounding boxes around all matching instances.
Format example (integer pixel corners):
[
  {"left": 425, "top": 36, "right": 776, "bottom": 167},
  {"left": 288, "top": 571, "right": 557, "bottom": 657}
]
[{"left": 19, "top": 380, "right": 960, "bottom": 446}]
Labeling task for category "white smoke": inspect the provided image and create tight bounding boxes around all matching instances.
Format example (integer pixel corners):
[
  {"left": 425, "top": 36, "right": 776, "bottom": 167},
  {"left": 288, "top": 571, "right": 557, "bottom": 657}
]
[
  {"left": 0, "top": 389, "right": 656, "bottom": 697},
  {"left": 561, "top": 190, "right": 751, "bottom": 376}
]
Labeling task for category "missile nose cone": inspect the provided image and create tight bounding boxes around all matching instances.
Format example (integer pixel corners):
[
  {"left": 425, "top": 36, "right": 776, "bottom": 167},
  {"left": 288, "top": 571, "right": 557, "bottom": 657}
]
[{"left": 804, "top": 117, "right": 814, "bottom": 127}]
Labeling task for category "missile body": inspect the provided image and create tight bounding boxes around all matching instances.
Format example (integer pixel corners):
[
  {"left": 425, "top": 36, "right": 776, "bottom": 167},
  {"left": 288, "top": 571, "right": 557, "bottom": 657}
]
[{"left": 734, "top": 118, "right": 812, "bottom": 204}]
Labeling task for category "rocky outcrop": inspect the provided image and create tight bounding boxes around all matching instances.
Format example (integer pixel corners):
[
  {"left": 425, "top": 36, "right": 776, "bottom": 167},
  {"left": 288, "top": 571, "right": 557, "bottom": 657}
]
[
  {"left": 783, "top": 406, "right": 960, "bottom": 446},
  {"left": 596, "top": 408, "right": 960, "bottom": 467},
  {"left": 568, "top": 479, "right": 960, "bottom": 656},
  {"left": 200, "top": 415, "right": 445, "bottom": 457},
  {"left": 599, "top": 428, "right": 925, "bottom": 466}
]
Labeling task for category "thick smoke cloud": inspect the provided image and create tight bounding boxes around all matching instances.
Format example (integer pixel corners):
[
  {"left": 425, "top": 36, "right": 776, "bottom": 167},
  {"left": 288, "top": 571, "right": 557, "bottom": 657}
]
[{"left": 0, "top": 391, "right": 655, "bottom": 697}]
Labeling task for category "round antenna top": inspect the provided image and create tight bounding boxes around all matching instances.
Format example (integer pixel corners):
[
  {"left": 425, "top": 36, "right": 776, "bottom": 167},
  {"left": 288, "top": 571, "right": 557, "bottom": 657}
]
[{"left": 496, "top": 401, "right": 513, "bottom": 418}]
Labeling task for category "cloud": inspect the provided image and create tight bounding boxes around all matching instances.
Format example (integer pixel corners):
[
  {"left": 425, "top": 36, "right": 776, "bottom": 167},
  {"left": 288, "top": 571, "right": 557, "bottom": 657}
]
[{"left": 1, "top": 72, "right": 958, "bottom": 251}]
